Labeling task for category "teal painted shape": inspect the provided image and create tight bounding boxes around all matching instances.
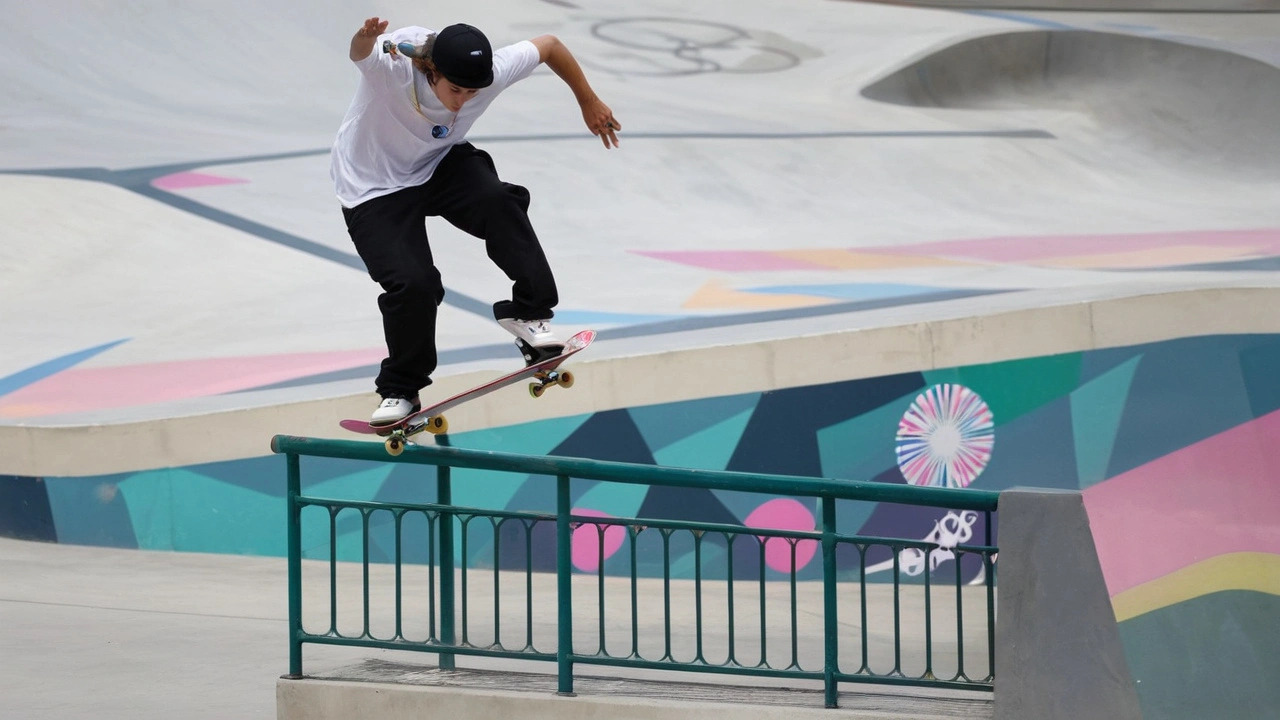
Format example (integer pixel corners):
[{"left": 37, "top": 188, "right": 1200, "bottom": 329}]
[
  {"left": 43, "top": 474, "right": 139, "bottom": 548},
  {"left": 651, "top": 407, "right": 757, "bottom": 522},
  {"left": 1119, "top": 590, "right": 1280, "bottom": 720},
  {"left": 118, "top": 469, "right": 284, "bottom": 555},
  {"left": 447, "top": 414, "right": 590, "bottom": 512},
  {"left": 653, "top": 408, "right": 754, "bottom": 470},
  {"left": 816, "top": 391, "right": 919, "bottom": 480},
  {"left": 630, "top": 394, "right": 760, "bottom": 454},
  {"left": 668, "top": 539, "right": 727, "bottom": 580},
  {"left": 574, "top": 481, "right": 649, "bottom": 518},
  {"left": 0, "top": 338, "right": 128, "bottom": 397},
  {"left": 815, "top": 391, "right": 920, "bottom": 536},
  {"left": 1070, "top": 356, "right": 1141, "bottom": 489},
  {"left": 299, "top": 465, "right": 397, "bottom": 559}
]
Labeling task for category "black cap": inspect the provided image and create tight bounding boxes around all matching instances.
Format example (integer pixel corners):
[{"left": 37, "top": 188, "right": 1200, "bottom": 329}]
[{"left": 431, "top": 24, "right": 493, "bottom": 89}]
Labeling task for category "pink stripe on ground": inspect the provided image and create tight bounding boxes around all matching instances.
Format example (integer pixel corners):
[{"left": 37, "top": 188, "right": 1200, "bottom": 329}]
[
  {"left": 632, "top": 250, "right": 827, "bottom": 271},
  {"left": 1082, "top": 409, "right": 1280, "bottom": 597},
  {"left": 151, "top": 172, "right": 250, "bottom": 191},
  {"left": 860, "top": 228, "right": 1280, "bottom": 264},
  {"left": 0, "top": 349, "right": 386, "bottom": 418}
]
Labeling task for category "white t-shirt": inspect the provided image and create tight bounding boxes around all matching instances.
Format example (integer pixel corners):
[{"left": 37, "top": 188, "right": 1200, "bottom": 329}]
[{"left": 330, "top": 26, "right": 541, "bottom": 207}]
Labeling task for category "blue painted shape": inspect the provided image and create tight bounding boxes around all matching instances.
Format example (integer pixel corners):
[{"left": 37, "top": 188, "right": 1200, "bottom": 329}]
[
  {"left": 1238, "top": 335, "right": 1280, "bottom": 420},
  {"left": 631, "top": 394, "right": 760, "bottom": 454},
  {"left": 961, "top": 10, "right": 1076, "bottom": 30},
  {"left": 1071, "top": 356, "right": 1141, "bottom": 489},
  {"left": 728, "top": 373, "right": 926, "bottom": 477},
  {"left": 967, "top": 394, "right": 1079, "bottom": 493},
  {"left": 746, "top": 283, "right": 954, "bottom": 302},
  {"left": 0, "top": 338, "right": 128, "bottom": 397},
  {"left": 552, "top": 310, "right": 682, "bottom": 327},
  {"left": 0, "top": 476, "right": 58, "bottom": 542},
  {"left": 1107, "top": 337, "right": 1256, "bottom": 479}
]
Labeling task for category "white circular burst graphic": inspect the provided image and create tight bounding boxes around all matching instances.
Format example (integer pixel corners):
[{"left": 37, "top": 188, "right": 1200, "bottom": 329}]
[{"left": 895, "top": 384, "right": 994, "bottom": 488}]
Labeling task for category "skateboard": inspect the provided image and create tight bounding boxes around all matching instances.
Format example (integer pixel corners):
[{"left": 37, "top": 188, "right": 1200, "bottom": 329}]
[{"left": 339, "top": 329, "right": 595, "bottom": 456}]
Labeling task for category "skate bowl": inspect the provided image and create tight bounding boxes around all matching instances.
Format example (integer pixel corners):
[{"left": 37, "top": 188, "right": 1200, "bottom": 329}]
[
  {"left": 859, "top": 0, "right": 1280, "bottom": 12},
  {"left": 862, "top": 29, "right": 1280, "bottom": 178}
]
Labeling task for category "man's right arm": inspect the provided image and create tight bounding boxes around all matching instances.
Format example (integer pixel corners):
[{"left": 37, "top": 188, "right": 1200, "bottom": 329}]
[{"left": 350, "top": 17, "right": 389, "bottom": 61}]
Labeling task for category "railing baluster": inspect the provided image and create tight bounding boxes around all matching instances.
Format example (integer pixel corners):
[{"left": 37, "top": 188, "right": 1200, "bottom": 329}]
[
  {"left": 492, "top": 517, "right": 501, "bottom": 650},
  {"left": 437, "top": 437, "right": 456, "bottom": 670},
  {"left": 556, "top": 475, "right": 574, "bottom": 695},
  {"left": 285, "top": 453, "right": 302, "bottom": 678},
  {"left": 821, "top": 497, "right": 838, "bottom": 708}
]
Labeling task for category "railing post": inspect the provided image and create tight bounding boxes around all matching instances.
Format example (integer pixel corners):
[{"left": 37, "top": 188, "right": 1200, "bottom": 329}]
[
  {"left": 556, "top": 474, "right": 575, "bottom": 695},
  {"left": 437, "top": 436, "right": 456, "bottom": 670},
  {"left": 285, "top": 453, "right": 303, "bottom": 678},
  {"left": 821, "top": 496, "right": 839, "bottom": 708}
]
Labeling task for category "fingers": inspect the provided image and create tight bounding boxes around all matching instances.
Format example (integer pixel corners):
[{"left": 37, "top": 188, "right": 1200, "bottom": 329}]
[
  {"left": 596, "top": 116, "right": 620, "bottom": 149},
  {"left": 359, "top": 17, "right": 389, "bottom": 37}
]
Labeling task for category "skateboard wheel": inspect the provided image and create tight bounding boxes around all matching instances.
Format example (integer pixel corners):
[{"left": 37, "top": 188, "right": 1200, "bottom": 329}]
[
  {"left": 425, "top": 415, "right": 449, "bottom": 434},
  {"left": 385, "top": 437, "right": 405, "bottom": 456},
  {"left": 529, "top": 382, "right": 546, "bottom": 399},
  {"left": 557, "top": 371, "right": 574, "bottom": 389}
]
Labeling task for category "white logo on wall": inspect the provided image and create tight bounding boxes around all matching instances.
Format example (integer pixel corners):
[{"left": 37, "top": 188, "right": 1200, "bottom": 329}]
[{"left": 895, "top": 383, "right": 994, "bottom": 489}]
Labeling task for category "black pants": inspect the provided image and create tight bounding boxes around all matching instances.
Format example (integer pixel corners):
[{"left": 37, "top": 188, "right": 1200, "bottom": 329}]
[{"left": 343, "top": 143, "right": 558, "bottom": 398}]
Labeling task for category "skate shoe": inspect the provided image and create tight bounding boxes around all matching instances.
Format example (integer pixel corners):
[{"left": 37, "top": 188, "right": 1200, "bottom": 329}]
[{"left": 370, "top": 395, "right": 420, "bottom": 427}]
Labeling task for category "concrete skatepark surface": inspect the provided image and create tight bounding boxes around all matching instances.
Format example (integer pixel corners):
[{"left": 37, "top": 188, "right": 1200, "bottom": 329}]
[{"left": 2, "top": 0, "right": 1279, "bottom": 717}]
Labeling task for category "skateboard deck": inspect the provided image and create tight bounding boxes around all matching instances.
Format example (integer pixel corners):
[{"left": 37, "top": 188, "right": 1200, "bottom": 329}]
[{"left": 340, "top": 329, "right": 595, "bottom": 454}]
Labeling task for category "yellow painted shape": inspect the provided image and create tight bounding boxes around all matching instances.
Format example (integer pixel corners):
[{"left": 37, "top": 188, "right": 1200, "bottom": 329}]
[
  {"left": 776, "top": 249, "right": 974, "bottom": 270},
  {"left": 1111, "top": 552, "right": 1280, "bottom": 622},
  {"left": 682, "top": 280, "right": 833, "bottom": 310},
  {"left": 1038, "top": 245, "right": 1262, "bottom": 270}
]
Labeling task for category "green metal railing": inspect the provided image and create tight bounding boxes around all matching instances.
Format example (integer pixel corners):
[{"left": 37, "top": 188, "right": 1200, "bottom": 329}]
[{"left": 272, "top": 434, "right": 999, "bottom": 707}]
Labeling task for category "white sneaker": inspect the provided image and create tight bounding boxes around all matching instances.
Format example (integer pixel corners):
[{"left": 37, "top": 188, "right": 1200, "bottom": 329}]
[
  {"left": 498, "top": 318, "right": 561, "bottom": 348},
  {"left": 370, "top": 396, "right": 420, "bottom": 427}
]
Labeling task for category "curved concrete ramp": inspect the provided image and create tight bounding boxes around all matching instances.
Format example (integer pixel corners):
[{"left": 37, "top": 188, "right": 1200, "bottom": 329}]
[
  {"left": 859, "top": 0, "right": 1280, "bottom": 11},
  {"left": 862, "top": 29, "right": 1280, "bottom": 176}
]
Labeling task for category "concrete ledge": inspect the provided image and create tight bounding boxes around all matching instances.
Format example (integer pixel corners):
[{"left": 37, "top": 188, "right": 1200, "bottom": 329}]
[
  {"left": 4, "top": 283, "right": 1279, "bottom": 476},
  {"left": 277, "top": 667, "right": 995, "bottom": 720},
  {"left": 993, "top": 488, "right": 1141, "bottom": 720}
]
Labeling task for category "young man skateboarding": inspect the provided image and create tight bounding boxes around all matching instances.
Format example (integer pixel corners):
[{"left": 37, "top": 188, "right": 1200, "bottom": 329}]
[{"left": 331, "top": 17, "right": 620, "bottom": 426}]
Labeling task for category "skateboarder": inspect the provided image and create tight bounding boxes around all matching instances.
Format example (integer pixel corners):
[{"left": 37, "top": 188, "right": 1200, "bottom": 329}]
[{"left": 331, "top": 17, "right": 621, "bottom": 426}]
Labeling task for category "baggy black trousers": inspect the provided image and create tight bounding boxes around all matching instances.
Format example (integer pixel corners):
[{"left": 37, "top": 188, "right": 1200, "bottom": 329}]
[{"left": 342, "top": 143, "right": 558, "bottom": 398}]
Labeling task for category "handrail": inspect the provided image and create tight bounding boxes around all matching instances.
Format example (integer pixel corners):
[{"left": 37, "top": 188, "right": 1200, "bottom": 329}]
[{"left": 270, "top": 435, "right": 999, "bottom": 511}]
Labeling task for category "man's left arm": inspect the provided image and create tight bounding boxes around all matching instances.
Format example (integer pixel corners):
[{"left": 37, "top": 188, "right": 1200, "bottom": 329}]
[{"left": 530, "top": 35, "right": 620, "bottom": 149}]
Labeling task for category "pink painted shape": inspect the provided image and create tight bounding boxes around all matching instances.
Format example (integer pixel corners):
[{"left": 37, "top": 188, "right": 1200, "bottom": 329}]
[
  {"left": 743, "top": 498, "right": 819, "bottom": 572},
  {"left": 571, "top": 509, "right": 626, "bottom": 572},
  {"left": 151, "top": 171, "right": 250, "bottom": 191},
  {"left": 632, "top": 250, "right": 827, "bottom": 271},
  {"left": 1082, "top": 408, "right": 1280, "bottom": 597},
  {"left": 0, "top": 348, "right": 387, "bottom": 418},
  {"left": 861, "top": 228, "right": 1280, "bottom": 264}
]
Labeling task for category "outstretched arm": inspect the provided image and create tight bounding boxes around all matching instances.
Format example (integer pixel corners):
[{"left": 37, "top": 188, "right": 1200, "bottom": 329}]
[
  {"left": 531, "top": 35, "right": 620, "bottom": 149},
  {"left": 350, "top": 17, "right": 389, "bottom": 61}
]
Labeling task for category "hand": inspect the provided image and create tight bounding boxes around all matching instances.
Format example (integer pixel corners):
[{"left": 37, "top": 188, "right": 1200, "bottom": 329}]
[
  {"left": 582, "top": 98, "right": 620, "bottom": 149},
  {"left": 357, "top": 17, "right": 389, "bottom": 39}
]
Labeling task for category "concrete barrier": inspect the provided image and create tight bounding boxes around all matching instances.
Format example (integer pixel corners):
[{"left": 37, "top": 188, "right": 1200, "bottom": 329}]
[{"left": 3, "top": 282, "right": 1279, "bottom": 477}]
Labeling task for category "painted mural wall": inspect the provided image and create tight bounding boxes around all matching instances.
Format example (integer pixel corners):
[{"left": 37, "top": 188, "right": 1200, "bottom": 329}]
[{"left": 3, "top": 332, "right": 1279, "bottom": 718}]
